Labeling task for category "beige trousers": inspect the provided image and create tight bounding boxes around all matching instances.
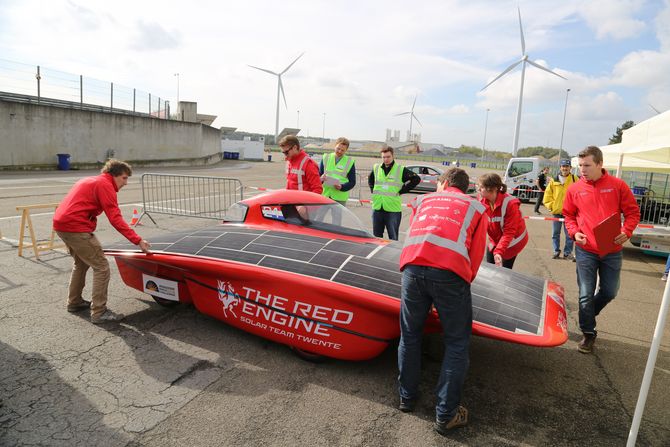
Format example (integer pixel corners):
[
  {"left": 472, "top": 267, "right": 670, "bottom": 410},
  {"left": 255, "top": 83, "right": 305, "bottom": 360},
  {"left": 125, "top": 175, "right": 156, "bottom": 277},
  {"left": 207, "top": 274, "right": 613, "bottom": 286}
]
[{"left": 56, "top": 231, "right": 110, "bottom": 318}]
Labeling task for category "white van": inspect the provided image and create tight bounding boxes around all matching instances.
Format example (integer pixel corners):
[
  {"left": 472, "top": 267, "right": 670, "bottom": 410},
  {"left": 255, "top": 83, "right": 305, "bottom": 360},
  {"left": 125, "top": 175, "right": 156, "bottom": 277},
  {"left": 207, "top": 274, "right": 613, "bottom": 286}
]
[{"left": 503, "top": 157, "right": 543, "bottom": 203}]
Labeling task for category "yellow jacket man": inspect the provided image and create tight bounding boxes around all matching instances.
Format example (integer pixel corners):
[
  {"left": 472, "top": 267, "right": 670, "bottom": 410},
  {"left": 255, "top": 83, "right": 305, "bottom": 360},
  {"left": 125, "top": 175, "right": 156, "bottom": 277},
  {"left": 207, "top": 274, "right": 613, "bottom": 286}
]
[{"left": 543, "top": 159, "right": 578, "bottom": 260}]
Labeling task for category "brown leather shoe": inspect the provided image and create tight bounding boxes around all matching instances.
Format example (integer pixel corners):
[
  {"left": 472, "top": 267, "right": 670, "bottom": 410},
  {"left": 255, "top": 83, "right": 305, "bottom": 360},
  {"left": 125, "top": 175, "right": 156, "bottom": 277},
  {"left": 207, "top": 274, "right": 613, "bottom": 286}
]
[
  {"left": 67, "top": 300, "right": 91, "bottom": 313},
  {"left": 435, "top": 405, "right": 468, "bottom": 435},
  {"left": 578, "top": 333, "right": 597, "bottom": 354},
  {"left": 91, "top": 310, "right": 125, "bottom": 324}
]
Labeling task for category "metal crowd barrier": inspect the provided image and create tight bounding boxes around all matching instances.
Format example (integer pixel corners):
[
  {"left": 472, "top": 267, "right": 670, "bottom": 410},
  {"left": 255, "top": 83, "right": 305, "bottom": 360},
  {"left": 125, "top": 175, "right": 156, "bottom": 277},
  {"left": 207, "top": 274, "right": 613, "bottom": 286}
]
[
  {"left": 636, "top": 191, "right": 670, "bottom": 226},
  {"left": 139, "top": 173, "right": 243, "bottom": 224},
  {"left": 352, "top": 169, "right": 372, "bottom": 204}
]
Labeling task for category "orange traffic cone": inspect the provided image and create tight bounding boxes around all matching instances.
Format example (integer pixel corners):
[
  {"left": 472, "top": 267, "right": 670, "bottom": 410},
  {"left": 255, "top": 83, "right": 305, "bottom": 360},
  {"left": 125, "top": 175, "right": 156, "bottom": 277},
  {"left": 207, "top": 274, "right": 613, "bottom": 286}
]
[{"left": 129, "top": 209, "right": 142, "bottom": 226}]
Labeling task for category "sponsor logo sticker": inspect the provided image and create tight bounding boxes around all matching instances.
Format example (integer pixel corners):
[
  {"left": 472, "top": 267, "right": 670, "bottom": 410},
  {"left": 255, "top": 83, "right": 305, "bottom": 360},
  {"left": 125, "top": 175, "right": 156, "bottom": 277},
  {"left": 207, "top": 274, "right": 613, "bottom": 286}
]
[{"left": 142, "top": 274, "right": 179, "bottom": 301}]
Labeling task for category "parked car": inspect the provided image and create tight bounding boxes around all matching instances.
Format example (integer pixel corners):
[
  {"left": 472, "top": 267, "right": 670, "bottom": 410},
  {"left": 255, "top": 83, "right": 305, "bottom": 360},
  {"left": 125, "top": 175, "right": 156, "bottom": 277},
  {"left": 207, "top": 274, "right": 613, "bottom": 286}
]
[{"left": 405, "top": 165, "right": 477, "bottom": 195}]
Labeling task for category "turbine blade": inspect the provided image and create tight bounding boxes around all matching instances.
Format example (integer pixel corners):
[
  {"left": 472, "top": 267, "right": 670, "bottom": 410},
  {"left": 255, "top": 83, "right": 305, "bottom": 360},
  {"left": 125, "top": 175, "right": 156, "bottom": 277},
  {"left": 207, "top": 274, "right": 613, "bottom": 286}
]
[
  {"left": 413, "top": 113, "right": 422, "bottom": 127},
  {"left": 412, "top": 94, "right": 417, "bottom": 111},
  {"left": 248, "top": 65, "right": 278, "bottom": 76},
  {"left": 526, "top": 59, "right": 567, "bottom": 80},
  {"left": 650, "top": 103, "right": 661, "bottom": 114},
  {"left": 518, "top": 7, "right": 525, "bottom": 55},
  {"left": 394, "top": 112, "right": 411, "bottom": 116},
  {"left": 281, "top": 52, "right": 305, "bottom": 75},
  {"left": 279, "top": 77, "right": 287, "bottom": 108},
  {"left": 481, "top": 59, "right": 523, "bottom": 91}
]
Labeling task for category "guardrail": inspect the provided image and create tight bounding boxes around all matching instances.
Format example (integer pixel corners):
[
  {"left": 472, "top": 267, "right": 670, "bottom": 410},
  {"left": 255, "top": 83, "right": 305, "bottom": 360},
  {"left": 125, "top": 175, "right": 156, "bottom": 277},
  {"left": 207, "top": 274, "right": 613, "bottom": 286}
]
[{"left": 139, "top": 173, "right": 243, "bottom": 224}]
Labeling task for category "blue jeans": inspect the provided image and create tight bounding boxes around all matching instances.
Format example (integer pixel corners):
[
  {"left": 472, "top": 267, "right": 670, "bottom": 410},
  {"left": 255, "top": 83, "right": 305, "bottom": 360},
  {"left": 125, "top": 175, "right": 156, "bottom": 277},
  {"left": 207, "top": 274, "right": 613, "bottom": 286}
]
[
  {"left": 372, "top": 209, "right": 401, "bottom": 240},
  {"left": 552, "top": 214, "right": 573, "bottom": 255},
  {"left": 575, "top": 246, "right": 622, "bottom": 334},
  {"left": 665, "top": 254, "right": 670, "bottom": 274},
  {"left": 398, "top": 265, "right": 472, "bottom": 422}
]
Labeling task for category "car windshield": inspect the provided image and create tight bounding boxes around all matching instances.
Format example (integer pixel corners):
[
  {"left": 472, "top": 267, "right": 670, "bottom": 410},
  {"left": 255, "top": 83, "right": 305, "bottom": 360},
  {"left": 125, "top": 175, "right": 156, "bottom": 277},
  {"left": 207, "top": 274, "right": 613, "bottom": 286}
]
[{"left": 261, "top": 203, "right": 374, "bottom": 238}]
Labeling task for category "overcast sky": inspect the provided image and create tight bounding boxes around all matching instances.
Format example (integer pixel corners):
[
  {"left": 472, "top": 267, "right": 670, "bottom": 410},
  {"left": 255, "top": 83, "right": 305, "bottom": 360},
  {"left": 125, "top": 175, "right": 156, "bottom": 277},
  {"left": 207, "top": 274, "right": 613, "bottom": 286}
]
[{"left": 2, "top": 0, "right": 669, "bottom": 155}]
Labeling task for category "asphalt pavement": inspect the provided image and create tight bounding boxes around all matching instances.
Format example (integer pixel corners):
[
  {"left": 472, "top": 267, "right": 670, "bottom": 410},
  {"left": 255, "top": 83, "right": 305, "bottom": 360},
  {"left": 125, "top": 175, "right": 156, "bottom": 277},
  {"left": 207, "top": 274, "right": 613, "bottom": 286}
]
[{"left": 0, "top": 158, "right": 668, "bottom": 446}]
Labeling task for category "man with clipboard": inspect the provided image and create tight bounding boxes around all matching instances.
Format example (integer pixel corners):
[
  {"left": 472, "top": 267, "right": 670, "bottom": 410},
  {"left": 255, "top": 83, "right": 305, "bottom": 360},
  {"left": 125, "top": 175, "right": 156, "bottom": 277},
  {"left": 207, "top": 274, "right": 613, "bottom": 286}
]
[{"left": 562, "top": 146, "right": 640, "bottom": 354}]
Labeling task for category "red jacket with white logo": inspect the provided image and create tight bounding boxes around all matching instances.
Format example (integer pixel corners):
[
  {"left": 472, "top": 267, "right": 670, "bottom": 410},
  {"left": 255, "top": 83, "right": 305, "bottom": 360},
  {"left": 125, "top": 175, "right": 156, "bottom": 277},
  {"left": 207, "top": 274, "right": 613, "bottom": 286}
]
[
  {"left": 562, "top": 169, "right": 640, "bottom": 256},
  {"left": 285, "top": 150, "right": 323, "bottom": 194},
  {"left": 400, "top": 187, "right": 489, "bottom": 283},
  {"left": 480, "top": 192, "right": 528, "bottom": 260},
  {"left": 53, "top": 173, "right": 141, "bottom": 244}
]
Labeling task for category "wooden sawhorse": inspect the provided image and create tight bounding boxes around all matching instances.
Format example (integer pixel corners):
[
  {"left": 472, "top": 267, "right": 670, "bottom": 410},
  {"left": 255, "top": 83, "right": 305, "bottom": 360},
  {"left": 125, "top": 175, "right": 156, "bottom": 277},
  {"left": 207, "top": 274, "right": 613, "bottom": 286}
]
[{"left": 16, "top": 203, "right": 65, "bottom": 260}]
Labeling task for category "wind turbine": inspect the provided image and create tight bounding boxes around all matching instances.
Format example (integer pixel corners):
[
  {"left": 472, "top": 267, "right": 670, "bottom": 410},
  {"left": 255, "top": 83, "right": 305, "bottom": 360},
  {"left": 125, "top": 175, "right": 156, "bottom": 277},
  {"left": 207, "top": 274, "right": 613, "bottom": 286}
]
[
  {"left": 395, "top": 94, "right": 422, "bottom": 142},
  {"left": 481, "top": 8, "right": 566, "bottom": 156},
  {"left": 249, "top": 52, "right": 304, "bottom": 145}
]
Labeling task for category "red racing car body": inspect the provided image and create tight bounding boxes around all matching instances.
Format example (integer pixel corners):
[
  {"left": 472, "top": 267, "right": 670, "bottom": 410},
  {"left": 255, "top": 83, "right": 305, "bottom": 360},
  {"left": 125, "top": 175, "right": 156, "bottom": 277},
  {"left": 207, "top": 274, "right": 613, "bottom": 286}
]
[{"left": 105, "top": 190, "right": 568, "bottom": 361}]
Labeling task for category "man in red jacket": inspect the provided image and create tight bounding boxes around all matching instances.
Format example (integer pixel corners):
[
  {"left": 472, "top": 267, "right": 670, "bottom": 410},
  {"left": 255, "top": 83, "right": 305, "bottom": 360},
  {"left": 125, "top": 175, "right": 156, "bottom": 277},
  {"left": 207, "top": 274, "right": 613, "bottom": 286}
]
[
  {"left": 562, "top": 146, "right": 640, "bottom": 353},
  {"left": 280, "top": 135, "right": 323, "bottom": 194},
  {"left": 53, "top": 159, "right": 151, "bottom": 324},
  {"left": 397, "top": 168, "right": 488, "bottom": 436}
]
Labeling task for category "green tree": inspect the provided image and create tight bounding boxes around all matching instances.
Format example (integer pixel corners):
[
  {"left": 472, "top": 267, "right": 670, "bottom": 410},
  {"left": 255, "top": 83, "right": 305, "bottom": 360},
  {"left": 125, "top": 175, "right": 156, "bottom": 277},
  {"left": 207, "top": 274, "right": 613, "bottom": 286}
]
[
  {"left": 516, "top": 146, "right": 570, "bottom": 159},
  {"left": 609, "top": 120, "right": 635, "bottom": 144}
]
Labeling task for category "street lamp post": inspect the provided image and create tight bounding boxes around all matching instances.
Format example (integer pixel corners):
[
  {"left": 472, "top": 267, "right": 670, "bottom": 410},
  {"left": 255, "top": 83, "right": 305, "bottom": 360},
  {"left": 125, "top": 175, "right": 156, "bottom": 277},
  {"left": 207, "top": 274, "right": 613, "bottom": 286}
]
[
  {"left": 322, "top": 112, "right": 326, "bottom": 139},
  {"left": 174, "top": 73, "right": 180, "bottom": 104},
  {"left": 481, "top": 108, "right": 490, "bottom": 163},
  {"left": 297, "top": 110, "right": 300, "bottom": 129},
  {"left": 559, "top": 88, "right": 571, "bottom": 155}
]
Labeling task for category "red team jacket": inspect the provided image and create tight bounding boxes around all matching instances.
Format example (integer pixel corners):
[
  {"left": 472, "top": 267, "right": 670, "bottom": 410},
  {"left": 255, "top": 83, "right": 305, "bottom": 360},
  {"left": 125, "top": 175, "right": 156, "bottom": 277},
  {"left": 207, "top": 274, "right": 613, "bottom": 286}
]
[
  {"left": 400, "top": 187, "right": 489, "bottom": 283},
  {"left": 562, "top": 169, "right": 640, "bottom": 256},
  {"left": 53, "top": 173, "right": 141, "bottom": 244},
  {"left": 480, "top": 192, "right": 528, "bottom": 260},
  {"left": 285, "top": 150, "right": 323, "bottom": 194}
]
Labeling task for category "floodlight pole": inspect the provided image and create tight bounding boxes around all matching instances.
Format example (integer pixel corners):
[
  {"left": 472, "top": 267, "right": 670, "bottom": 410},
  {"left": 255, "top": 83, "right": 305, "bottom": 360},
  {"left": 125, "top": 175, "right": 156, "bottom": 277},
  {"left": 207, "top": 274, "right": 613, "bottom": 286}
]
[
  {"left": 174, "top": 73, "right": 180, "bottom": 104},
  {"left": 297, "top": 110, "right": 300, "bottom": 128},
  {"left": 481, "top": 108, "right": 490, "bottom": 163}
]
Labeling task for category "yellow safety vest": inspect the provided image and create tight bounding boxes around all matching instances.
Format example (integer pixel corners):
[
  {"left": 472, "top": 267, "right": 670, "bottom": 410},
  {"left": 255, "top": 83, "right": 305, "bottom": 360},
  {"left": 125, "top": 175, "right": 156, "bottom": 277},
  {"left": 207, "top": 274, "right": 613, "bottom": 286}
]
[
  {"left": 322, "top": 153, "right": 354, "bottom": 202},
  {"left": 372, "top": 163, "right": 403, "bottom": 212}
]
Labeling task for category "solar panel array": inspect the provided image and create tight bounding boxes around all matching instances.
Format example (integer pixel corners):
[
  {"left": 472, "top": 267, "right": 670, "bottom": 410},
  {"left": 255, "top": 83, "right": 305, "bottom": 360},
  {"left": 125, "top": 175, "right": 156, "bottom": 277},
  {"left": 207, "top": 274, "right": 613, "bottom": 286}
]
[{"left": 108, "top": 226, "right": 546, "bottom": 336}]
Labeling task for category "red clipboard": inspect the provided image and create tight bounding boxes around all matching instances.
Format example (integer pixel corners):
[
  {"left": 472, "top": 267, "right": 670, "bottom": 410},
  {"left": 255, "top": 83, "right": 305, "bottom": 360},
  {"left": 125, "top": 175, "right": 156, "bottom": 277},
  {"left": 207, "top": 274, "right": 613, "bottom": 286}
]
[{"left": 593, "top": 212, "right": 621, "bottom": 255}]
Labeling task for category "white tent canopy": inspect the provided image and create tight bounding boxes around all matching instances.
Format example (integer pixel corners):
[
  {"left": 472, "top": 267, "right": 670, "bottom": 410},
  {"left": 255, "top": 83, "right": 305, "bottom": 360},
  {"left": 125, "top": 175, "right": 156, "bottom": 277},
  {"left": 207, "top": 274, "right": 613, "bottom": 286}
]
[
  {"left": 572, "top": 143, "right": 670, "bottom": 173},
  {"left": 620, "top": 110, "right": 670, "bottom": 163},
  {"left": 606, "top": 109, "right": 670, "bottom": 446},
  {"left": 571, "top": 111, "right": 670, "bottom": 175}
]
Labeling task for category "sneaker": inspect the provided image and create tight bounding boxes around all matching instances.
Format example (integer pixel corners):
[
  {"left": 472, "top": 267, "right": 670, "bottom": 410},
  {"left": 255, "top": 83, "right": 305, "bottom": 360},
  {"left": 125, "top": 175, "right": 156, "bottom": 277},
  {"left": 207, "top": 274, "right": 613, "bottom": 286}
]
[
  {"left": 564, "top": 253, "right": 575, "bottom": 262},
  {"left": 552, "top": 251, "right": 561, "bottom": 259},
  {"left": 398, "top": 397, "right": 415, "bottom": 413},
  {"left": 663, "top": 273, "right": 668, "bottom": 281},
  {"left": 435, "top": 406, "right": 468, "bottom": 435},
  {"left": 535, "top": 211, "right": 542, "bottom": 215},
  {"left": 578, "top": 333, "right": 597, "bottom": 354},
  {"left": 91, "top": 310, "right": 125, "bottom": 324},
  {"left": 67, "top": 300, "right": 91, "bottom": 313}
]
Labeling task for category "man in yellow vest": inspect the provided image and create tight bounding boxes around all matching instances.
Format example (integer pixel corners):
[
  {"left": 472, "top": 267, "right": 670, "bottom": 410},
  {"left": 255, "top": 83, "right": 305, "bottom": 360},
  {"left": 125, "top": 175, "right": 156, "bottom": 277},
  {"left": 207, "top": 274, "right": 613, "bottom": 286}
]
[
  {"left": 368, "top": 146, "right": 420, "bottom": 240},
  {"left": 319, "top": 137, "right": 356, "bottom": 206}
]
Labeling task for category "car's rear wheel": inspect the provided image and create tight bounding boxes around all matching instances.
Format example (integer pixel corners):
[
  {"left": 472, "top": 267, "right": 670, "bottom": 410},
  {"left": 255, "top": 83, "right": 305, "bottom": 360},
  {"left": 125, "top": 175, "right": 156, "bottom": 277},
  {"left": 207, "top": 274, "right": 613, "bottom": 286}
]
[
  {"left": 151, "top": 295, "right": 179, "bottom": 308},
  {"left": 290, "top": 346, "right": 325, "bottom": 363}
]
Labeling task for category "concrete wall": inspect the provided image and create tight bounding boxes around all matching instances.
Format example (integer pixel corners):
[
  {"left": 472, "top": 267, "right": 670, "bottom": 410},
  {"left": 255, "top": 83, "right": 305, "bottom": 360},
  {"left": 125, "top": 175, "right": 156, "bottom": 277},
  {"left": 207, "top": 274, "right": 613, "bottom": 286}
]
[{"left": 1, "top": 99, "right": 221, "bottom": 168}]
